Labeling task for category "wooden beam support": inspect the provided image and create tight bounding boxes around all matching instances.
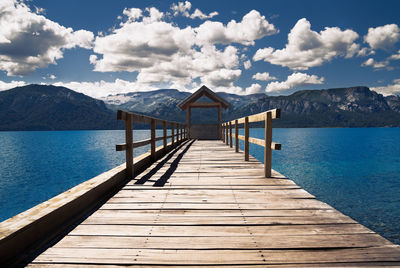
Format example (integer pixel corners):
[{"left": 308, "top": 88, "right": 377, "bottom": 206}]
[
  {"left": 244, "top": 116, "right": 249, "bottom": 161},
  {"left": 235, "top": 119, "right": 239, "bottom": 153},
  {"left": 234, "top": 135, "right": 281, "bottom": 150},
  {"left": 150, "top": 119, "right": 156, "bottom": 161},
  {"left": 171, "top": 123, "right": 175, "bottom": 147},
  {"left": 117, "top": 110, "right": 127, "bottom": 121},
  {"left": 225, "top": 123, "right": 229, "bottom": 145},
  {"left": 218, "top": 104, "right": 222, "bottom": 139},
  {"left": 235, "top": 108, "right": 281, "bottom": 124},
  {"left": 177, "top": 125, "right": 179, "bottom": 142},
  {"left": 115, "top": 144, "right": 126, "bottom": 151},
  {"left": 187, "top": 107, "right": 191, "bottom": 139},
  {"left": 134, "top": 139, "right": 151, "bottom": 148},
  {"left": 271, "top": 142, "right": 282, "bottom": 150},
  {"left": 187, "top": 102, "right": 221, "bottom": 108},
  {"left": 265, "top": 111, "right": 272, "bottom": 178},
  {"left": 163, "top": 122, "right": 167, "bottom": 152},
  {"left": 124, "top": 114, "right": 133, "bottom": 179},
  {"left": 181, "top": 125, "right": 183, "bottom": 141},
  {"left": 221, "top": 124, "right": 223, "bottom": 142},
  {"left": 229, "top": 121, "right": 232, "bottom": 148}
]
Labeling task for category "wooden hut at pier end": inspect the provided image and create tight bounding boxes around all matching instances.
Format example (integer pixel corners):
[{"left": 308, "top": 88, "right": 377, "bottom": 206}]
[{"left": 178, "top": 85, "right": 230, "bottom": 140}]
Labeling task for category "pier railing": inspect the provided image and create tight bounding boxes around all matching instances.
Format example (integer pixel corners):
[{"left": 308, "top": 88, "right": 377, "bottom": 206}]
[
  {"left": 116, "top": 110, "right": 187, "bottom": 179},
  {"left": 221, "top": 109, "right": 281, "bottom": 177}
]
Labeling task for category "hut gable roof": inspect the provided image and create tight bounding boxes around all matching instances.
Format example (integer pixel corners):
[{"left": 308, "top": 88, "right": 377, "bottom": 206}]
[{"left": 178, "top": 85, "right": 230, "bottom": 110}]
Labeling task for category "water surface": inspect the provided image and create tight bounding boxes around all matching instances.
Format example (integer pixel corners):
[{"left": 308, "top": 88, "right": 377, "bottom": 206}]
[{"left": 0, "top": 128, "right": 399, "bottom": 245}]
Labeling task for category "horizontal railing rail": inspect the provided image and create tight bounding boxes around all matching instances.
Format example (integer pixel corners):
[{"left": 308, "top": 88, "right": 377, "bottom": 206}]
[
  {"left": 116, "top": 110, "right": 187, "bottom": 179},
  {"left": 221, "top": 108, "right": 281, "bottom": 177}
]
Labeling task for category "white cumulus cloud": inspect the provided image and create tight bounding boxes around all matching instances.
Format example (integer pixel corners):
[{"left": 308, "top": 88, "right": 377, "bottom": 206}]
[
  {"left": 361, "top": 58, "right": 390, "bottom": 69},
  {"left": 266, "top": 72, "right": 324, "bottom": 93},
  {"left": 190, "top": 9, "right": 218, "bottom": 20},
  {"left": 370, "top": 79, "right": 400, "bottom": 96},
  {"left": 364, "top": 24, "right": 400, "bottom": 51},
  {"left": 171, "top": 1, "right": 218, "bottom": 20},
  {"left": 201, "top": 69, "right": 242, "bottom": 88},
  {"left": 0, "top": 0, "right": 94, "bottom": 76},
  {"left": 196, "top": 10, "right": 278, "bottom": 46},
  {"left": 389, "top": 49, "right": 400, "bottom": 60},
  {"left": 245, "top": 83, "right": 262, "bottom": 94},
  {"left": 122, "top": 8, "right": 143, "bottom": 22},
  {"left": 91, "top": 7, "right": 271, "bottom": 93},
  {"left": 171, "top": 1, "right": 191, "bottom": 17},
  {"left": 252, "top": 72, "right": 277, "bottom": 81},
  {"left": 253, "top": 18, "right": 359, "bottom": 70},
  {"left": 357, "top": 47, "right": 375, "bottom": 57},
  {"left": 53, "top": 79, "right": 148, "bottom": 99},
  {"left": 244, "top": 60, "right": 251, "bottom": 69},
  {"left": 0, "top": 80, "right": 26, "bottom": 91}
]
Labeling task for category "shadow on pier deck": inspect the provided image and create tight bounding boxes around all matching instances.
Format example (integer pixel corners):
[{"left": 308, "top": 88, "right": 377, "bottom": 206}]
[{"left": 28, "top": 140, "right": 400, "bottom": 267}]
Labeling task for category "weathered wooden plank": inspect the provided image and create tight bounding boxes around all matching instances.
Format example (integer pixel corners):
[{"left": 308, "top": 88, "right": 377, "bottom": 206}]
[
  {"left": 53, "top": 233, "right": 390, "bottom": 249},
  {"left": 233, "top": 135, "right": 281, "bottom": 150},
  {"left": 123, "top": 185, "right": 302, "bottom": 190},
  {"left": 101, "top": 200, "right": 335, "bottom": 210},
  {"left": 31, "top": 247, "right": 400, "bottom": 265},
  {"left": 81, "top": 215, "right": 355, "bottom": 225},
  {"left": 113, "top": 188, "right": 314, "bottom": 197},
  {"left": 244, "top": 116, "right": 249, "bottom": 161},
  {"left": 188, "top": 102, "right": 221, "bottom": 108},
  {"left": 70, "top": 223, "right": 374, "bottom": 237},
  {"left": 30, "top": 261, "right": 400, "bottom": 267},
  {"left": 94, "top": 208, "right": 342, "bottom": 218},
  {"left": 234, "top": 108, "right": 280, "bottom": 124}
]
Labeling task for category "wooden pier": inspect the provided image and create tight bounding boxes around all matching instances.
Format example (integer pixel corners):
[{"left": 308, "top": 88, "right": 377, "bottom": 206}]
[
  {"left": 27, "top": 139, "right": 400, "bottom": 266},
  {"left": 1, "top": 89, "right": 400, "bottom": 266}
]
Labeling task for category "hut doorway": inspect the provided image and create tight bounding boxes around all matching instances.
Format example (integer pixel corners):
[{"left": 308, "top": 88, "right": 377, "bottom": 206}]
[{"left": 178, "top": 85, "right": 230, "bottom": 140}]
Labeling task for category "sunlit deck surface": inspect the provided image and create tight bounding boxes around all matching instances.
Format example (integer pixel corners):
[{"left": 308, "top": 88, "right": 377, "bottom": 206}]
[{"left": 29, "top": 140, "right": 400, "bottom": 267}]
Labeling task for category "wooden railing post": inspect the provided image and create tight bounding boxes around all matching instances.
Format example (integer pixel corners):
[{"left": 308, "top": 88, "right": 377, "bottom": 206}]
[
  {"left": 264, "top": 112, "right": 272, "bottom": 177},
  {"left": 125, "top": 114, "right": 133, "bottom": 179},
  {"left": 175, "top": 124, "right": 179, "bottom": 145},
  {"left": 235, "top": 119, "right": 238, "bottom": 153},
  {"left": 225, "top": 123, "right": 229, "bottom": 145},
  {"left": 229, "top": 121, "right": 232, "bottom": 148},
  {"left": 117, "top": 110, "right": 191, "bottom": 180},
  {"left": 171, "top": 123, "right": 175, "bottom": 147},
  {"left": 176, "top": 124, "right": 179, "bottom": 143},
  {"left": 222, "top": 124, "right": 225, "bottom": 142},
  {"left": 163, "top": 121, "right": 167, "bottom": 152},
  {"left": 244, "top": 116, "right": 249, "bottom": 161},
  {"left": 150, "top": 118, "right": 156, "bottom": 161}
]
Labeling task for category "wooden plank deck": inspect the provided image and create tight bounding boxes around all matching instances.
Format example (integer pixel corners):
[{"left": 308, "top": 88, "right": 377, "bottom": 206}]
[{"left": 29, "top": 140, "right": 400, "bottom": 267}]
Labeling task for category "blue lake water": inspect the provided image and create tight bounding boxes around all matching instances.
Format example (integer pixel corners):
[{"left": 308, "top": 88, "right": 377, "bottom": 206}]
[{"left": 0, "top": 128, "right": 399, "bottom": 245}]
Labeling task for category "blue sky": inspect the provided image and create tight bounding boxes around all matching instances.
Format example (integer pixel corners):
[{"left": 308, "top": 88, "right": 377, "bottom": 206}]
[{"left": 0, "top": 0, "right": 399, "bottom": 98}]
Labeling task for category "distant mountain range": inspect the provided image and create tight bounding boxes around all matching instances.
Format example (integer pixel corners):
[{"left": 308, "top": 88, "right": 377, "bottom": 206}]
[
  {"left": 0, "top": 84, "right": 399, "bottom": 131},
  {"left": 0, "top": 84, "right": 121, "bottom": 130},
  {"left": 102, "top": 86, "right": 400, "bottom": 127}
]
